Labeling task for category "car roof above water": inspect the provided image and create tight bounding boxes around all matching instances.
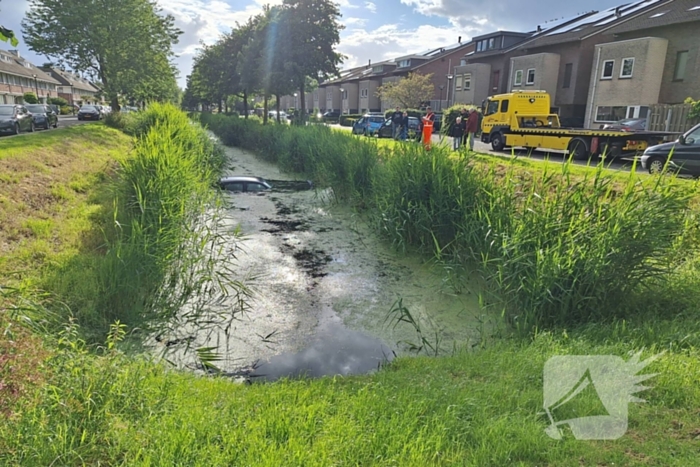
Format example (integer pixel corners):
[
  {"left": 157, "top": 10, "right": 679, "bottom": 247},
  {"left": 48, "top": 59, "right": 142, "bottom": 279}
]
[{"left": 220, "top": 176, "right": 269, "bottom": 184}]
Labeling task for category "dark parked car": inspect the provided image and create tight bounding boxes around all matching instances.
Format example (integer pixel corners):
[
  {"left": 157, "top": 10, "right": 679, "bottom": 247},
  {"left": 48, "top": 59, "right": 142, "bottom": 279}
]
[
  {"left": 77, "top": 105, "right": 102, "bottom": 121},
  {"left": 377, "top": 116, "right": 422, "bottom": 140},
  {"left": 322, "top": 110, "right": 341, "bottom": 122},
  {"left": 219, "top": 176, "right": 272, "bottom": 193},
  {"left": 641, "top": 124, "right": 700, "bottom": 176},
  {"left": 0, "top": 104, "right": 35, "bottom": 135},
  {"left": 602, "top": 118, "right": 647, "bottom": 132},
  {"left": 26, "top": 104, "right": 58, "bottom": 130}
]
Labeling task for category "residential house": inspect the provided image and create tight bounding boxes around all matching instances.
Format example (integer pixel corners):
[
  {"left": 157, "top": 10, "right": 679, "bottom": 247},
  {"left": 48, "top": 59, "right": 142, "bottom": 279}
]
[
  {"left": 451, "top": 31, "right": 533, "bottom": 107},
  {"left": 584, "top": 0, "right": 700, "bottom": 127},
  {"left": 0, "top": 49, "right": 60, "bottom": 104},
  {"left": 40, "top": 67, "right": 102, "bottom": 106}
]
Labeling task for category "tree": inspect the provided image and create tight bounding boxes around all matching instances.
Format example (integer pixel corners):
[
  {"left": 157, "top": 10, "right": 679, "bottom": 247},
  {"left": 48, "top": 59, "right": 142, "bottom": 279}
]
[
  {"left": 0, "top": 1, "right": 19, "bottom": 47},
  {"left": 23, "top": 92, "right": 39, "bottom": 104},
  {"left": 22, "top": 0, "right": 181, "bottom": 111},
  {"left": 686, "top": 97, "right": 700, "bottom": 120},
  {"left": 376, "top": 73, "right": 434, "bottom": 109},
  {"left": 278, "top": 0, "right": 344, "bottom": 121}
]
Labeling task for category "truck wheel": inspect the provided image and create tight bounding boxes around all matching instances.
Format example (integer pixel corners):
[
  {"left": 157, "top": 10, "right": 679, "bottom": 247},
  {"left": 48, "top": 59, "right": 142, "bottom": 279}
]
[
  {"left": 647, "top": 156, "right": 666, "bottom": 175},
  {"left": 567, "top": 138, "right": 589, "bottom": 160},
  {"left": 491, "top": 132, "right": 505, "bottom": 151}
]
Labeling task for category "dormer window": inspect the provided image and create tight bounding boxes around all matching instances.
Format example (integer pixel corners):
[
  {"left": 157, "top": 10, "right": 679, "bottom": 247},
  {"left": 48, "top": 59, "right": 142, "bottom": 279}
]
[
  {"left": 398, "top": 59, "right": 411, "bottom": 68},
  {"left": 0, "top": 55, "right": 11, "bottom": 63},
  {"left": 24, "top": 62, "right": 32, "bottom": 69}
]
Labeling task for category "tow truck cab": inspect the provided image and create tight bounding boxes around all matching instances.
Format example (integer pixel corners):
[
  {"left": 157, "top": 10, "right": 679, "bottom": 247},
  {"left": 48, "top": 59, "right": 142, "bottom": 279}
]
[{"left": 480, "top": 90, "right": 560, "bottom": 140}]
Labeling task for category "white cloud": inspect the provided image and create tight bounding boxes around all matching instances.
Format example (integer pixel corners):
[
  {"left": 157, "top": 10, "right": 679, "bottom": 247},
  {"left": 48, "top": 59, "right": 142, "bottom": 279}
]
[
  {"left": 344, "top": 17, "right": 367, "bottom": 26},
  {"left": 365, "top": 2, "right": 377, "bottom": 13}
]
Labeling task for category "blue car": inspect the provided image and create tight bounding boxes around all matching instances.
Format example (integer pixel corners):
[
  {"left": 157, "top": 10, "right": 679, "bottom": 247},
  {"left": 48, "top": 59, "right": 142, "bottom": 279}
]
[{"left": 352, "top": 114, "right": 386, "bottom": 136}]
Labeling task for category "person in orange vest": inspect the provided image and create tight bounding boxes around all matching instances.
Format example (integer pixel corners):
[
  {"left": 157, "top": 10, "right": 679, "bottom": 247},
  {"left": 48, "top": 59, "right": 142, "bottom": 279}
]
[{"left": 421, "top": 106, "right": 435, "bottom": 150}]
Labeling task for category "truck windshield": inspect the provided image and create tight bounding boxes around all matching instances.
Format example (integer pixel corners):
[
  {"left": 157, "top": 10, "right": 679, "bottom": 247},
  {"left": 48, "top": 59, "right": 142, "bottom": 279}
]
[{"left": 485, "top": 100, "right": 500, "bottom": 116}]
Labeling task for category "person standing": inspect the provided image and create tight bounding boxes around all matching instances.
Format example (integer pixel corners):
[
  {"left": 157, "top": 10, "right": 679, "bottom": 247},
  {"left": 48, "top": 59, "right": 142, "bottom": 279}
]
[
  {"left": 459, "top": 108, "right": 469, "bottom": 147},
  {"left": 466, "top": 108, "right": 479, "bottom": 151},
  {"left": 391, "top": 107, "right": 403, "bottom": 139},
  {"left": 400, "top": 111, "right": 409, "bottom": 141},
  {"left": 452, "top": 115, "right": 464, "bottom": 150}
]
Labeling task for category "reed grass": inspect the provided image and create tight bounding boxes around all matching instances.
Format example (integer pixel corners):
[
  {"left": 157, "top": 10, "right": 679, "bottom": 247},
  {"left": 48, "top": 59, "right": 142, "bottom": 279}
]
[{"left": 201, "top": 113, "right": 700, "bottom": 331}]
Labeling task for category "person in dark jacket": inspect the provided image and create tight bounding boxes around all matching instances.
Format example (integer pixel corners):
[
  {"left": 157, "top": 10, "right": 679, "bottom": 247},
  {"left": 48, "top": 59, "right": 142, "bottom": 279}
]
[
  {"left": 391, "top": 107, "right": 403, "bottom": 139},
  {"left": 459, "top": 108, "right": 469, "bottom": 147},
  {"left": 399, "top": 111, "right": 409, "bottom": 141}
]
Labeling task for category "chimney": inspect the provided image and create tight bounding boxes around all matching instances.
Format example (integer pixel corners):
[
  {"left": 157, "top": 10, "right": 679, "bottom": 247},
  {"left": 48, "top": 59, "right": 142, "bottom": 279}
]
[
  {"left": 458, "top": 36, "right": 462, "bottom": 43},
  {"left": 8, "top": 50, "right": 20, "bottom": 58},
  {"left": 368, "top": 59, "right": 371, "bottom": 68},
  {"left": 615, "top": 6, "right": 621, "bottom": 17},
  {"left": 537, "top": 25, "right": 542, "bottom": 32}
]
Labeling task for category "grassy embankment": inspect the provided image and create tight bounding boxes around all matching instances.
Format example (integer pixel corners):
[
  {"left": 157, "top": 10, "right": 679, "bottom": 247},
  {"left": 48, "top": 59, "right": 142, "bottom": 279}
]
[{"left": 1, "top": 111, "right": 700, "bottom": 465}]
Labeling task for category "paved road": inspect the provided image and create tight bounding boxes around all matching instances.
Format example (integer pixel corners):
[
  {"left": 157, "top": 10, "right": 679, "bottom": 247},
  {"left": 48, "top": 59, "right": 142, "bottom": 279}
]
[{"left": 0, "top": 115, "right": 92, "bottom": 139}]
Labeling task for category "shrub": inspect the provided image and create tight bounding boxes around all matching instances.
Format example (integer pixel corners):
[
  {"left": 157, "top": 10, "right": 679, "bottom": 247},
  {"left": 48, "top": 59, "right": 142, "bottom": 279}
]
[{"left": 23, "top": 92, "right": 39, "bottom": 104}]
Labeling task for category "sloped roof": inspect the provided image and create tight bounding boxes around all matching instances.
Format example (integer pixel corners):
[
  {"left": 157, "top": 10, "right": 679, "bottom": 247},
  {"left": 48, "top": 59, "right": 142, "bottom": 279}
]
[
  {"left": 0, "top": 50, "right": 60, "bottom": 84},
  {"left": 41, "top": 67, "right": 101, "bottom": 93},
  {"left": 605, "top": 0, "right": 700, "bottom": 34}
]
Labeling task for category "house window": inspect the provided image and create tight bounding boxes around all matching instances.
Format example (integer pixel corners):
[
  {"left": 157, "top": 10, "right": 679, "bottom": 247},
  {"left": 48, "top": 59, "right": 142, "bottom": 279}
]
[
  {"left": 563, "top": 63, "right": 573, "bottom": 88},
  {"left": 398, "top": 59, "right": 410, "bottom": 68},
  {"left": 476, "top": 41, "right": 483, "bottom": 52},
  {"left": 460, "top": 59, "right": 467, "bottom": 66},
  {"left": 601, "top": 60, "right": 614, "bottom": 79},
  {"left": 674, "top": 51, "right": 688, "bottom": 81},
  {"left": 455, "top": 74, "right": 463, "bottom": 91},
  {"left": 620, "top": 58, "right": 634, "bottom": 78},
  {"left": 488, "top": 38, "right": 495, "bottom": 49},
  {"left": 513, "top": 70, "right": 523, "bottom": 86},
  {"left": 526, "top": 68, "right": 536, "bottom": 85},
  {"left": 464, "top": 73, "right": 471, "bottom": 90},
  {"left": 595, "top": 106, "right": 628, "bottom": 122}
]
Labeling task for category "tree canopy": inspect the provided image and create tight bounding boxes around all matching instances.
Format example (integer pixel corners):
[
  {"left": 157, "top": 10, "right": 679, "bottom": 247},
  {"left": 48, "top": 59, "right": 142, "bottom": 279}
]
[
  {"left": 377, "top": 73, "right": 435, "bottom": 110},
  {"left": 0, "top": 1, "right": 19, "bottom": 46},
  {"left": 22, "top": 0, "right": 181, "bottom": 110},
  {"left": 183, "top": 0, "right": 343, "bottom": 122}
]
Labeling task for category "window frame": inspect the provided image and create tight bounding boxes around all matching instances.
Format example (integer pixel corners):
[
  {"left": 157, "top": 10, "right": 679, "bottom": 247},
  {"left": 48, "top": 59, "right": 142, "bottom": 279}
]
[
  {"left": 601, "top": 60, "right": 615, "bottom": 79},
  {"left": 619, "top": 57, "right": 634, "bottom": 79},
  {"left": 513, "top": 69, "right": 523, "bottom": 86},
  {"left": 455, "top": 74, "right": 463, "bottom": 91},
  {"left": 673, "top": 50, "right": 689, "bottom": 81},
  {"left": 464, "top": 73, "right": 471, "bottom": 91},
  {"left": 563, "top": 63, "right": 573, "bottom": 89},
  {"left": 526, "top": 68, "right": 536, "bottom": 85}
]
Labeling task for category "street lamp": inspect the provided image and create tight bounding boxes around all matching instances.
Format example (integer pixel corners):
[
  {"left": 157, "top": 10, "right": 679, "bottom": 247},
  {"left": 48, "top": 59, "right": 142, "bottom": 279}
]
[
  {"left": 339, "top": 88, "right": 345, "bottom": 114},
  {"left": 439, "top": 85, "right": 444, "bottom": 110},
  {"left": 32, "top": 73, "right": 40, "bottom": 103},
  {"left": 446, "top": 74, "right": 453, "bottom": 109}
]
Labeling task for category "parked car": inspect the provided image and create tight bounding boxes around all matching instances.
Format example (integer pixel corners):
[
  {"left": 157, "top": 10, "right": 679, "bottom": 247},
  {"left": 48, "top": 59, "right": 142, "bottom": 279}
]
[
  {"left": 641, "top": 124, "right": 700, "bottom": 176},
  {"left": 322, "top": 110, "right": 341, "bottom": 122},
  {"left": 219, "top": 176, "right": 272, "bottom": 193},
  {"left": 602, "top": 118, "right": 647, "bottom": 132},
  {"left": 268, "top": 110, "right": 288, "bottom": 121},
  {"left": 377, "top": 116, "right": 422, "bottom": 140},
  {"left": 25, "top": 104, "right": 58, "bottom": 130},
  {"left": 77, "top": 105, "right": 102, "bottom": 121},
  {"left": 352, "top": 114, "right": 386, "bottom": 136},
  {"left": 0, "top": 104, "right": 35, "bottom": 135}
]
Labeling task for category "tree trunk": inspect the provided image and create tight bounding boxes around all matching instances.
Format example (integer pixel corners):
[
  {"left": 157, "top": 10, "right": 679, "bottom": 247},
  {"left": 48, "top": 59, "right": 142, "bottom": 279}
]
[
  {"left": 276, "top": 95, "right": 281, "bottom": 124},
  {"left": 225, "top": 99, "right": 229, "bottom": 114},
  {"left": 110, "top": 96, "right": 120, "bottom": 112},
  {"left": 218, "top": 98, "right": 223, "bottom": 114},
  {"left": 243, "top": 90, "right": 249, "bottom": 119},
  {"left": 263, "top": 95, "right": 269, "bottom": 125}
]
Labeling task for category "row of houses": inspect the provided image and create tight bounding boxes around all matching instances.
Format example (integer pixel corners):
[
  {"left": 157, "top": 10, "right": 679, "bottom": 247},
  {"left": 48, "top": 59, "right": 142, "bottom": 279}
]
[
  {"left": 281, "top": 0, "right": 700, "bottom": 129},
  {"left": 0, "top": 48, "right": 103, "bottom": 106}
]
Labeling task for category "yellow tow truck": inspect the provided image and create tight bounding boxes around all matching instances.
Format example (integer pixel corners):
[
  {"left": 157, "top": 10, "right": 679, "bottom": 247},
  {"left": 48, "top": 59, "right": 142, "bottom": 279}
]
[{"left": 479, "top": 91, "right": 675, "bottom": 159}]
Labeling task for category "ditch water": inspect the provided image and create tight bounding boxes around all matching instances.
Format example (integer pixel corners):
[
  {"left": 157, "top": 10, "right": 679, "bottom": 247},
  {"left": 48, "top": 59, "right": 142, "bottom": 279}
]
[{"left": 157, "top": 143, "right": 498, "bottom": 382}]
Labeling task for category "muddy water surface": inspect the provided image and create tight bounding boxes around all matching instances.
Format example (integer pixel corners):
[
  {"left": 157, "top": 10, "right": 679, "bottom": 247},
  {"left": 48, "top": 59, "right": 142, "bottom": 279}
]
[{"left": 162, "top": 144, "right": 497, "bottom": 381}]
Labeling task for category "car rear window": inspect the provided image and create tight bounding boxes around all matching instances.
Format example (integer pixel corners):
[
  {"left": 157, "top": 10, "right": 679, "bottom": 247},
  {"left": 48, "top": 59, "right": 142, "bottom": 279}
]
[{"left": 369, "top": 117, "right": 384, "bottom": 123}]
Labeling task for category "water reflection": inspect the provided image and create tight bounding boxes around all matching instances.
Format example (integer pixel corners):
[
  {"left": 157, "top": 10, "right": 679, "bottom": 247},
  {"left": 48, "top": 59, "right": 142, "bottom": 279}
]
[{"left": 249, "top": 323, "right": 394, "bottom": 382}]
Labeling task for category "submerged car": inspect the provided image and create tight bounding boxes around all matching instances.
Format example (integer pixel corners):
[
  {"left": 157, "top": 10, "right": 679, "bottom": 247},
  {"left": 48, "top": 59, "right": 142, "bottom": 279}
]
[
  {"left": 219, "top": 176, "right": 313, "bottom": 193},
  {"left": 0, "top": 104, "right": 34, "bottom": 135},
  {"left": 641, "top": 123, "right": 700, "bottom": 176},
  {"left": 26, "top": 104, "right": 58, "bottom": 130}
]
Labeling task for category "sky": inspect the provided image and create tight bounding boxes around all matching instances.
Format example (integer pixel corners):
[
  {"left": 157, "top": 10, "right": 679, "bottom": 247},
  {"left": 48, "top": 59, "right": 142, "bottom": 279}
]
[{"left": 0, "top": 0, "right": 636, "bottom": 89}]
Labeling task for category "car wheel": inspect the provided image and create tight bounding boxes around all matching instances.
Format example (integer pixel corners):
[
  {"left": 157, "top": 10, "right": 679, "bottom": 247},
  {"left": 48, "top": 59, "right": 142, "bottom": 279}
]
[
  {"left": 647, "top": 156, "right": 666, "bottom": 175},
  {"left": 567, "top": 138, "right": 589, "bottom": 161},
  {"left": 490, "top": 132, "right": 505, "bottom": 151}
]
